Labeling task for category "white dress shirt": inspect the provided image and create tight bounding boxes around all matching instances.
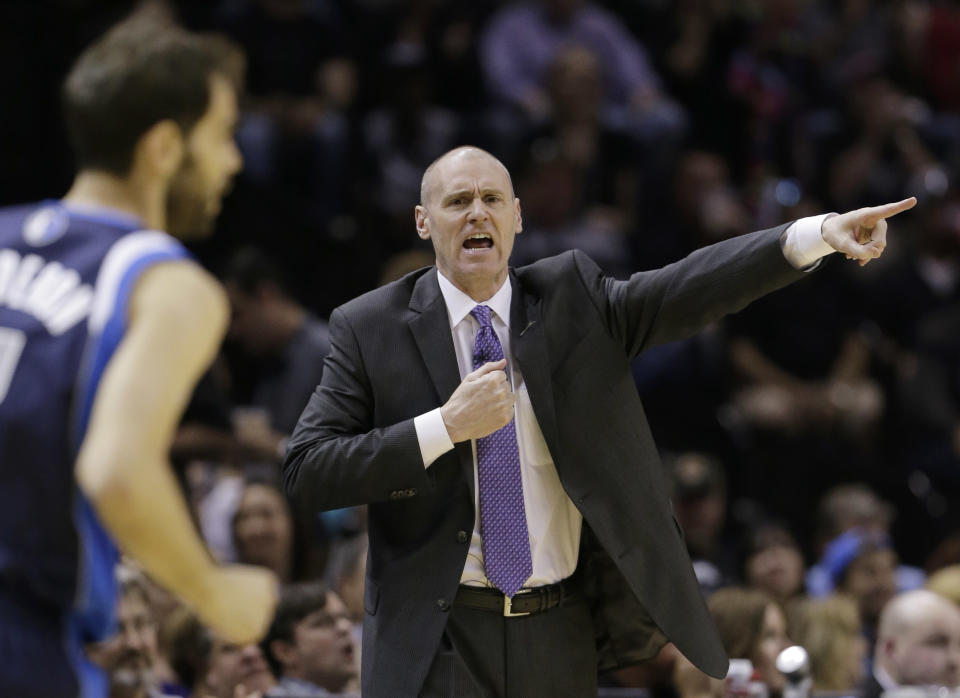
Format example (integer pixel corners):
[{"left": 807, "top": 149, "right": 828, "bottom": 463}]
[{"left": 414, "top": 215, "right": 836, "bottom": 589}]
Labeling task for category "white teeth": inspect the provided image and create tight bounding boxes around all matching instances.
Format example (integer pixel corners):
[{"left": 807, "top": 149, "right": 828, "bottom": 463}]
[{"left": 466, "top": 233, "right": 491, "bottom": 240}]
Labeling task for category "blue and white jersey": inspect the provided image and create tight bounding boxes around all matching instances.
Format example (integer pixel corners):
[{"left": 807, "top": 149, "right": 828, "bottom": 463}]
[{"left": 0, "top": 200, "right": 190, "bottom": 647}]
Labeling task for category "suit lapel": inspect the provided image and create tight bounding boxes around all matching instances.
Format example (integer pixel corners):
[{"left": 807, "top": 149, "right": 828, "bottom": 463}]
[
  {"left": 510, "top": 271, "right": 562, "bottom": 465},
  {"left": 408, "top": 268, "right": 476, "bottom": 501}
]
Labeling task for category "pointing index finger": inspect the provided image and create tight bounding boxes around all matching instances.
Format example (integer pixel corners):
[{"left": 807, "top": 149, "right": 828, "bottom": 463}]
[{"left": 863, "top": 197, "right": 917, "bottom": 223}]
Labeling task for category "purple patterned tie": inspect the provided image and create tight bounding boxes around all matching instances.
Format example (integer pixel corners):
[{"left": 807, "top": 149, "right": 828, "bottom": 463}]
[{"left": 470, "top": 304, "right": 532, "bottom": 598}]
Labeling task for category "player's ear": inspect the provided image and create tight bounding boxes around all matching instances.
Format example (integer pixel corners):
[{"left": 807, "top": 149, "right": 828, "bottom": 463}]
[
  {"left": 135, "top": 120, "right": 185, "bottom": 180},
  {"left": 415, "top": 205, "right": 430, "bottom": 241}
]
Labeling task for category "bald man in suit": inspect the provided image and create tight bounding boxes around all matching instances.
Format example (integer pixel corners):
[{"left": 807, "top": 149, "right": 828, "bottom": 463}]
[{"left": 284, "top": 146, "right": 915, "bottom": 698}]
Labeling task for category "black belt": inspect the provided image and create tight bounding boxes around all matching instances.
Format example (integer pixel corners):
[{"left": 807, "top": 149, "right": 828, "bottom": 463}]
[{"left": 454, "top": 577, "right": 581, "bottom": 617}]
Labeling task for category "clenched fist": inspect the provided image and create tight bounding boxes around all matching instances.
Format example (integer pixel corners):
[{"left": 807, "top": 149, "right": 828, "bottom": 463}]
[{"left": 441, "top": 359, "right": 515, "bottom": 443}]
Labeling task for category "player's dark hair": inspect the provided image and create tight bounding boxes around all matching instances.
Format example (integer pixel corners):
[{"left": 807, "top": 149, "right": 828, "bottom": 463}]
[
  {"left": 260, "top": 582, "right": 330, "bottom": 677},
  {"left": 62, "top": 8, "right": 243, "bottom": 176}
]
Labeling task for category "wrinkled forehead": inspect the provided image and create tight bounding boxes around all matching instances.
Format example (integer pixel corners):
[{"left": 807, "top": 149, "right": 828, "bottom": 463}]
[{"left": 426, "top": 152, "right": 514, "bottom": 202}]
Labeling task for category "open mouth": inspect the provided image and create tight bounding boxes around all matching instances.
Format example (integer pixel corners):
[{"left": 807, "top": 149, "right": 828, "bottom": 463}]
[{"left": 463, "top": 233, "right": 493, "bottom": 250}]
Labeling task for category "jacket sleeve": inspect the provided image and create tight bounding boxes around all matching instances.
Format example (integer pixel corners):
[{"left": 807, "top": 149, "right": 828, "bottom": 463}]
[
  {"left": 282, "top": 306, "right": 431, "bottom": 512},
  {"left": 573, "top": 223, "right": 808, "bottom": 359}
]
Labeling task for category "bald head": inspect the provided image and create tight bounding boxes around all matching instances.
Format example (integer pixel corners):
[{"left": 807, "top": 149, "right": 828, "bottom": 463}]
[
  {"left": 879, "top": 590, "right": 958, "bottom": 640},
  {"left": 420, "top": 146, "right": 514, "bottom": 207},
  {"left": 876, "top": 590, "right": 960, "bottom": 687}
]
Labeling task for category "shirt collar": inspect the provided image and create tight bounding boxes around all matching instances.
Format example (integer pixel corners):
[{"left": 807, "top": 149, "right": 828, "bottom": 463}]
[{"left": 436, "top": 269, "right": 512, "bottom": 329}]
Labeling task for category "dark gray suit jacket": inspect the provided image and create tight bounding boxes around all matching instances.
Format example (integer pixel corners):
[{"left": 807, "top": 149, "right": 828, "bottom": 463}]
[{"left": 284, "top": 224, "right": 808, "bottom": 697}]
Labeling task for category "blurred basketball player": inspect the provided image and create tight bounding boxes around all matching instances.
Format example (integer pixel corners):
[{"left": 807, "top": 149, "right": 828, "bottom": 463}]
[{"left": 0, "top": 11, "right": 276, "bottom": 698}]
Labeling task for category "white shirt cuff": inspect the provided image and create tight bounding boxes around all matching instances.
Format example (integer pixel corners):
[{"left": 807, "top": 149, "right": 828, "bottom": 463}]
[
  {"left": 781, "top": 213, "right": 837, "bottom": 270},
  {"left": 414, "top": 407, "right": 455, "bottom": 468}
]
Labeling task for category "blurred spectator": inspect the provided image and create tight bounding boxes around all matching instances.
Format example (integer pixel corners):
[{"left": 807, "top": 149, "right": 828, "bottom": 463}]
[
  {"left": 787, "top": 594, "right": 866, "bottom": 691},
  {"left": 378, "top": 248, "right": 436, "bottom": 286},
  {"left": 666, "top": 451, "right": 736, "bottom": 595},
  {"left": 638, "top": 150, "right": 751, "bottom": 272},
  {"left": 826, "top": 73, "right": 936, "bottom": 213},
  {"left": 864, "top": 589, "right": 960, "bottom": 698},
  {"left": 708, "top": 587, "right": 791, "bottom": 696},
  {"left": 479, "top": 0, "right": 684, "bottom": 142},
  {"left": 807, "top": 484, "right": 925, "bottom": 597},
  {"left": 87, "top": 565, "right": 168, "bottom": 698},
  {"left": 222, "top": 247, "right": 330, "bottom": 438},
  {"left": 509, "top": 46, "right": 641, "bottom": 278},
  {"left": 927, "top": 534, "right": 960, "bottom": 576},
  {"left": 359, "top": 44, "right": 463, "bottom": 247},
  {"left": 232, "top": 478, "right": 324, "bottom": 583},
  {"left": 860, "top": 191, "right": 960, "bottom": 530},
  {"left": 261, "top": 582, "right": 359, "bottom": 697},
  {"left": 726, "top": 258, "right": 884, "bottom": 529},
  {"left": 927, "top": 565, "right": 960, "bottom": 608},
  {"left": 811, "top": 528, "right": 898, "bottom": 664},
  {"left": 166, "top": 610, "right": 276, "bottom": 698},
  {"left": 222, "top": 0, "right": 352, "bottom": 222},
  {"left": 324, "top": 533, "right": 367, "bottom": 659},
  {"left": 742, "top": 522, "right": 806, "bottom": 604}
]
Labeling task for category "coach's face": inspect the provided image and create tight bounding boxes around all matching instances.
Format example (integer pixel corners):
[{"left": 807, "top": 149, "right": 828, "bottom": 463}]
[{"left": 415, "top": 150, "right": 522, "bottom": 301}]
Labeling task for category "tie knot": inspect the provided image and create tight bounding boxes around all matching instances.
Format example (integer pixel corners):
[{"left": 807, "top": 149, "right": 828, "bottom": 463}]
[{"left": 470, "top": 304, "right": 493, "bottom": 329}]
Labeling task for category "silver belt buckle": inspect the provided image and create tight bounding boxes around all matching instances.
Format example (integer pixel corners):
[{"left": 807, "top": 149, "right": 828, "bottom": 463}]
[{"left": 503, "top": 589, "right": 532, "bottom": 617}]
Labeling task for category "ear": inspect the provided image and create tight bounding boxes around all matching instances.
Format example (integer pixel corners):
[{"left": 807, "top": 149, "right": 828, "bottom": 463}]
[
  {"left": 514, "top": 198, "right": 523, "bottom": 234},
  {"left": 135, "top": 119, "right": 185, "bottom": 180},
  {"left": 415, "top": 205, "right": 430, "bottom": 241},
  {"left": 879, "top": 637, "right": 896, "bottom": 663}
]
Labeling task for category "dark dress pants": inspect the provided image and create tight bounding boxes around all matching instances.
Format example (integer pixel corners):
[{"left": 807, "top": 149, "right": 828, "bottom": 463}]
[{"left": 419, "top": 595, "right": 598, "bottom": 698}]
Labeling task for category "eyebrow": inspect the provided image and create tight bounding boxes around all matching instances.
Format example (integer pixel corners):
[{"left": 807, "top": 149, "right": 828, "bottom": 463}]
[{"left": 442, "top": 188, "right": 506, "bottom": 202}]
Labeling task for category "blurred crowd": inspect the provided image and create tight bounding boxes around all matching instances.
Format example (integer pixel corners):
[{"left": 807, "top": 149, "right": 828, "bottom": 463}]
[{"left": 4, "top": 0, "right": 960, "bottom": 696}]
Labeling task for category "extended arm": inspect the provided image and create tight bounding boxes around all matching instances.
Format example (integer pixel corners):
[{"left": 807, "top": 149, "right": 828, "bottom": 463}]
[
  {"left": 582, "top": 200, "right": 915, "bottom": 358},
  {"left": 75, "top": 262, "right": 276, "bottom": 644}
]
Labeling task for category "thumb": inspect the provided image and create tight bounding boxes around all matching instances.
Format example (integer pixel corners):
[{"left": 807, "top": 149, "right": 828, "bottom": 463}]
[{"left": 466, "top": 359, "right": 507, "bottom": 381}]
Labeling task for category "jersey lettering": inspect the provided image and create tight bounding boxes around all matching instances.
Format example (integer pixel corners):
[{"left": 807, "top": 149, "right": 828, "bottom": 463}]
[{"left": 0, "top": 248, "right": 94, "bottom": 335}]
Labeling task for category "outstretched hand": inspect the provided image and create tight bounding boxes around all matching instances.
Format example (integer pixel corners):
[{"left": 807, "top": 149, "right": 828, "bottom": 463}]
[{"left": 821, "top": 197, "right": 917, "bottom": 266}]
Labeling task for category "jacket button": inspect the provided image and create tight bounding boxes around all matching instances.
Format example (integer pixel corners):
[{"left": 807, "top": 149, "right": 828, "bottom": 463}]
[
  {"left": 437, "top": 599, "right": 450, "bottom": 612},
  {"left": 456, "top": 530, "right": 468, "bottom": 543}
]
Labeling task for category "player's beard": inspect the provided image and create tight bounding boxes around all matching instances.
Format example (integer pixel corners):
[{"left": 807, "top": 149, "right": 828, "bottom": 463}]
[{"left": 165, "top": 151, "right": 219, "bottom": 240}]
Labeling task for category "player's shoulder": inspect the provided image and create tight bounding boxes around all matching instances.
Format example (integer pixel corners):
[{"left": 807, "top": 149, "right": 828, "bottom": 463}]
[{"left": 128, "top": 260, "right": 227, "bottom": 339}]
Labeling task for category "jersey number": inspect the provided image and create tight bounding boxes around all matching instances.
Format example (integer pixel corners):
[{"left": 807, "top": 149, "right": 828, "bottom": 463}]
[{"left": 0, "top": 328, "right": 26, "bottom": 405}]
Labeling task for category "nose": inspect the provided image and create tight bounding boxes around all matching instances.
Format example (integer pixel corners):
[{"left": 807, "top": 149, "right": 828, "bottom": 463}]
[
  {"left": 121, "top": 624, "right": 145, "bottom": 650},
  {"left": 467, "top": 196, "right": 488, "bottom": 223},
  {"left": 240, "top": 644, "right": 265, "bottom": 663}
]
